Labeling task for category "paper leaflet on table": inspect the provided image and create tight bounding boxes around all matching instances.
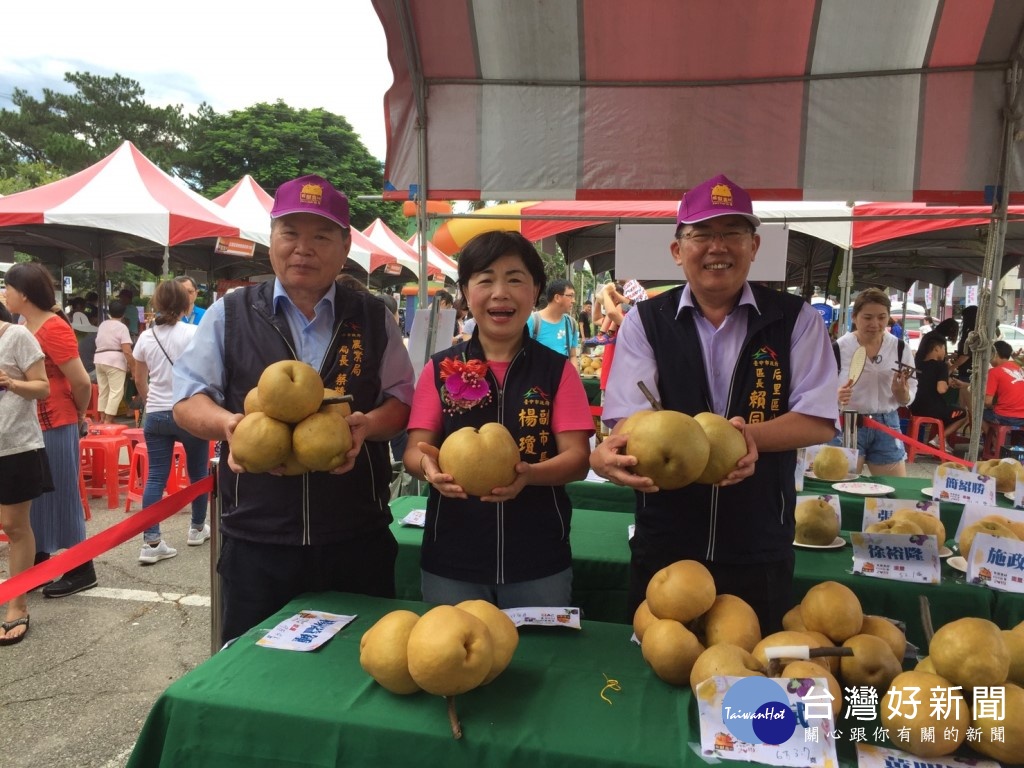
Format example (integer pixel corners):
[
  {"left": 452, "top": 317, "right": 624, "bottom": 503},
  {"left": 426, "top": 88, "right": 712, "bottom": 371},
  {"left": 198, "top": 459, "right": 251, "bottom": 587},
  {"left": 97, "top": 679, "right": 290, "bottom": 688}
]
[
  {"left": 856, "top": 742, "right": 999, "bottom": 768},
  {"left": 584, "top": 468, "right": 609, "bottom": 483},
  {"left": 256, "top": 610, "right": 356, "bottom": 651},
  {"left": 696, "top": 675, "right": 837, "bottom": 767},
  {"left": 399, "top": 508, "right": 426, "bottom": 527},
  {"left": 862, "top": 496, "right": 939, "bottom": 530},
  {"left": 966, "top": 533, "right": 1024, "bottom": 593},
  {"left": 932, "top": 465, "right": 996, "bottom": 506},
  {"left": 851, "top": 531, "right": 941, "bottom": 584},
  {"left": 502, "top": 607, "right": 581, "bottom": 629}
]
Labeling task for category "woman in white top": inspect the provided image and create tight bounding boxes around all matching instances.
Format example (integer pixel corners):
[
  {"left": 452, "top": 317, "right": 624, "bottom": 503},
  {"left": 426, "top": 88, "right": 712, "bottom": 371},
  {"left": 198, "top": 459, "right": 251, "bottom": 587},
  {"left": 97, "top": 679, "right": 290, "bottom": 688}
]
[
  {"left": 93, "top": 300, "right": 134, "bottom": 423},
  {"left": 0, "top": 303, "right": 51, "bottom": 645},
  {"left": 132, "top": 280, "right": 210, "bottom": 564},
  {"left": 836, "top": 288, "right": 917, "bottom": 476}
]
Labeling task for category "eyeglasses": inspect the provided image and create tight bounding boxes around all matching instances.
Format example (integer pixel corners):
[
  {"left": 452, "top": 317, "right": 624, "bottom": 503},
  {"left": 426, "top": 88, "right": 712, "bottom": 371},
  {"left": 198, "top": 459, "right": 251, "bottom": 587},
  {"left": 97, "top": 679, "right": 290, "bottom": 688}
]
[
  {"left": 680, "top": 230, "right": 751, "bottom": 246},
  {"left": 562, "top": 294, "right": 576, "bottom": 300}
]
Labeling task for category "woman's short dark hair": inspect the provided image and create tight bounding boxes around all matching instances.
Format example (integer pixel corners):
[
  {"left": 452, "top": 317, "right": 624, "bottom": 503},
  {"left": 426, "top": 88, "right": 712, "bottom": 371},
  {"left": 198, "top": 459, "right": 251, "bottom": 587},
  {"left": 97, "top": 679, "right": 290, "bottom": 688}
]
[
  {"left": 151, "top": 279, "right": 189, "bottom": 325},
  {"left": 0, "top": 301, "right": 12, "bottom": 323},
  {"left": 108, "top": 300, "right": 126, "bottom": 319},
  {"left": 934, "top": 318, "right": 959, "bottom": 342},
  {"left": 457, "top": 231, "right": 546, "bottom": 300},
  {"left": 5, "top": 263, "right": 66, "bottom": 322}
]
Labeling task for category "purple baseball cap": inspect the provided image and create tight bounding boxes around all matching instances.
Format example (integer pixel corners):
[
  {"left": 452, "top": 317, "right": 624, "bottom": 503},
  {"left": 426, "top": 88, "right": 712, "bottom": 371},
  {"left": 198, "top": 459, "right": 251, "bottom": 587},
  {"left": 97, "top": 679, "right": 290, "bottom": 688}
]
[
  {"left": 271, "top": 174, "right": 350, "bottom": 228},
  {"left": 676, "top": 174, "right": 761, "bottom": 228}
]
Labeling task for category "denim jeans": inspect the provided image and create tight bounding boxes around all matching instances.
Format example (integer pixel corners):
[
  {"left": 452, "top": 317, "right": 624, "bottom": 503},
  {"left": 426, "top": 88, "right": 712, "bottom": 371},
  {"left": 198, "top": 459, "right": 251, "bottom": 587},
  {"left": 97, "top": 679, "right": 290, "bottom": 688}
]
[{"left": 142, "top": 410, "right": 210, "bottom": 542}]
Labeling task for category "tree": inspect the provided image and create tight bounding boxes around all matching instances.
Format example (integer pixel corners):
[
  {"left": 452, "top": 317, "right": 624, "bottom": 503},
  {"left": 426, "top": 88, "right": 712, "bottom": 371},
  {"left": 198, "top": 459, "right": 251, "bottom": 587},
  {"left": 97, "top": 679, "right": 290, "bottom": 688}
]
[
  {"left": 0, "top": 161, "right": 63, "bottom": 195},
  {"left": 0, "top": 72, "right": 191, "bottom": 176},
  {"left": 180, "top": 101, "right": 403, "bottom": 232}
]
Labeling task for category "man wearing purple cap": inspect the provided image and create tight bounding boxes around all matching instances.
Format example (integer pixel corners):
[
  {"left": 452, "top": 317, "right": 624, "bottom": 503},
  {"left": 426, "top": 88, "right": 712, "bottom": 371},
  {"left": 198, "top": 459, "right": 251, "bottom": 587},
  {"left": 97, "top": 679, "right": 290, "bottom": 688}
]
[
  {"left": 173, "top": 174, "right": 415, "bottom": 644},
  {"left": 590, "top": 174, "right": 838, "bottom": 633}
]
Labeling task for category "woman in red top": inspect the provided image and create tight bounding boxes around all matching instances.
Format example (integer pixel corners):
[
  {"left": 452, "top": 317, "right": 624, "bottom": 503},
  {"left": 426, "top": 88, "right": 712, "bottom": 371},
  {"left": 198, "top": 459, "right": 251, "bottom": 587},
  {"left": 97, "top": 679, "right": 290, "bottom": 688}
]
[{"left": 4, "top": 263, "right": 96, "bottom": 598}]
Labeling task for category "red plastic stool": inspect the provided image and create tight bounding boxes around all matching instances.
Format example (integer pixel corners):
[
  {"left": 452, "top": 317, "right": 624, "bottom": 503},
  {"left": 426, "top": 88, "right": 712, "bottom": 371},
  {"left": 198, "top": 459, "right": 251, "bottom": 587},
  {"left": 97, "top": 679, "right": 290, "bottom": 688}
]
[
  {"left": 80, "top": 434, "right": 131, "bottom": 508},
  {"left": 983, "top": 425, "right": 1024, "bottom": 460},
  {"left": 123, "top": 428, "right": 145, "bottom": 452},
  {"left": 906, "top": 416, "right": 945, "bottom": 462},
  {"left": 124, "top": 442, "right": 188, "bottom": 513},
  {"left": 85, "top": 383, "right": 101, "bottom": 422},
  {"left": 88, "top": 422, "right": 128, "bottom": 436},
  {"left": 78, "top": 461, "right": 91, "bottom": 521}
]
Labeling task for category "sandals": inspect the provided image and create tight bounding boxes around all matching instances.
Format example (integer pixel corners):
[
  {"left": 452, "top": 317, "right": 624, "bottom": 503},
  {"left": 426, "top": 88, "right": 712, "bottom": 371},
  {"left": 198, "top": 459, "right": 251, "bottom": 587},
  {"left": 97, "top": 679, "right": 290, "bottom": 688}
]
[{"left": 0, "top": 615, "right": 30, "bottom": 646}]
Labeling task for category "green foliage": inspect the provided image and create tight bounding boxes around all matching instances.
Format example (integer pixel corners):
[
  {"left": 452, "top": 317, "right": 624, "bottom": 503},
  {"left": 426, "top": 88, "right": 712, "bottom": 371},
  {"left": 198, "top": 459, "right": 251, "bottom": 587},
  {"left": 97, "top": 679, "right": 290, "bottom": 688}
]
[
  {"left": 179, "top": 101, "right": 403, "bottom": 231},
  {"left": 0, "top": 72, "right": 191, "bottom": 175},
  {"left": 0, "top": 162, "right": 63, "bottom": 194}
]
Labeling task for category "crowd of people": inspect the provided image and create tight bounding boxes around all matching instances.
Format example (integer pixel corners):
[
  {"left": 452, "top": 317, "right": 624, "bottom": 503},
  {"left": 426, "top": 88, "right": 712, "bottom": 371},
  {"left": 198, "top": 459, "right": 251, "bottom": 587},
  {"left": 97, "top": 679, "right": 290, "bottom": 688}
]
[{"left": 4, "top": 169, "right": 1024, "bottom": 651}]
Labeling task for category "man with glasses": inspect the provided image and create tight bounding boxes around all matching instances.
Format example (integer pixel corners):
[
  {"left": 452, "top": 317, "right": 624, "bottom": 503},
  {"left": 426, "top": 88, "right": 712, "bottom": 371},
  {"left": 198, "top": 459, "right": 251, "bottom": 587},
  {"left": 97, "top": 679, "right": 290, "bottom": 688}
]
[
  {"left": 528, "top": 278, "right": 580, "bottom": 365},
  {"left": 590, "top": 174, "right": 838, "bottom": 633},
  {"left": 175, "top": 275, "right": 206, "bottom": 326}
]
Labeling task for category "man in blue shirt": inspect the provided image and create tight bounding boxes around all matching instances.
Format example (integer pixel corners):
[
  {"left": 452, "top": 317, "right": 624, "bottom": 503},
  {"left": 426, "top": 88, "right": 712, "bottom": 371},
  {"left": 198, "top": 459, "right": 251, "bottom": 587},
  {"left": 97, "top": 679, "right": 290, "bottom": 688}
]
[
  {"left": 528, "top": 279, "right": 580, "bottom": 366},
  {"left": 175, "top": 275, "right": 206, "bottom": 325},
  {"left": 172, "top": 174, "right": 415, "bottom": 643}
]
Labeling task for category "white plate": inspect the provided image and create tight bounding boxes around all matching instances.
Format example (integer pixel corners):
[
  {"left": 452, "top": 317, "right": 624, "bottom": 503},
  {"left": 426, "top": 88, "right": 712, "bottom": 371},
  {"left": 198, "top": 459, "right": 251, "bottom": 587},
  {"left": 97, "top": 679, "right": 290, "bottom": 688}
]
[
  {"left": 805, "top": 471, "right": 859, "bottom": 482},
  {"left": 793, "top": 536, "right": 846, "bottom": 550},
  {"left": 939, "top": 546, "right": 953, "bottom": 558},
  {"left": 832, "top": 482, "right": 895, "bottom": 496},
  {"left": 947, "top": 556, "right": 967, "bottom": 573}
]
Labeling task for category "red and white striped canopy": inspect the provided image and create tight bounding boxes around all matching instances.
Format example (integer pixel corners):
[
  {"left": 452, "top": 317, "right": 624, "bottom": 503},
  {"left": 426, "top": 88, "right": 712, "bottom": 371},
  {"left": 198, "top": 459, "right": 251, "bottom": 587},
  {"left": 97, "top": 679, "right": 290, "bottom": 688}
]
[
  {"left": 374, "top": 0, "right": 1024, "bottom": 204},
  {"left": 213, "top": 175, "right": 275, "bottom": 245},
  {"left": 363, "top": 218, "right": 444, "bottom": 279},
  {"left": 407, "top": 232, "right": 458, "bottom": 281},
  {"left": 0, "top": 141, "right": 241, "bottom": 245}
]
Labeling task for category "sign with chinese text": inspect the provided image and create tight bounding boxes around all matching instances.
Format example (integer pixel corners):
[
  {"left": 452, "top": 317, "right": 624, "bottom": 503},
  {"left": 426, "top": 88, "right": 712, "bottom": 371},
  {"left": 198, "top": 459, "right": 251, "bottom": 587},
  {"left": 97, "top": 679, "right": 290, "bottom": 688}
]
[
  {"left": 932, "top": 466, "right": 996, "bottom": 506},
  {"left": 856, "top": 743, "right": 998, "bottom": 768},
  {"left": 256, "top": 610, "right": 355, "bottom": 651},
  {"left": 696, "top": 675, "right": 837, "bottom": 767},
  {"left": 966, "top": 533, "right": 1024, "bottom": 593},
  {"left": 862, "top": 497, "right": 939, "bottom": 530},
  {"left": 851, "top": 532, "right": 941, "bottom": 584}
]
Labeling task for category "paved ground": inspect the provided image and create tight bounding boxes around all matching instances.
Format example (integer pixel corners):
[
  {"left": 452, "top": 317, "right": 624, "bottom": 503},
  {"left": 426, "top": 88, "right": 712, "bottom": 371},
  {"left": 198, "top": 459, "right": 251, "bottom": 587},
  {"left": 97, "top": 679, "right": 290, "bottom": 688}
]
[{"left": 0, "top": 436, "right": 958, "bottom": 767}]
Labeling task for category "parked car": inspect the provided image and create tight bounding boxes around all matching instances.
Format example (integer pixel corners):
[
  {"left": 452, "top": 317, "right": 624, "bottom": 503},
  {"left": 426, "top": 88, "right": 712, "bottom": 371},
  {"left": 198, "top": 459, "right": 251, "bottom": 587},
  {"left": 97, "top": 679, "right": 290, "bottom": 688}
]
[
  {"left": 997, "top": 324, "right": 1024, "bottom": 344},
  {"left": 895, "top": 314, "right": 929, "bottom": 351}
]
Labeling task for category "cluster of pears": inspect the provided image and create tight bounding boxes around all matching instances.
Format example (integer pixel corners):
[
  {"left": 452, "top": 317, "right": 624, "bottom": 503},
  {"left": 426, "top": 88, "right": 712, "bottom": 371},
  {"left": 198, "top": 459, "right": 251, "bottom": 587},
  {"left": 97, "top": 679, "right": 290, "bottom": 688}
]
[
  {"left": 635, "top": 570, "right": 913, "bottom": 723},
  {"left": 231, "top": 360, "right": 352, "bottom": 474},
  {"left": 976, "top": 456, "right": 1024, "bottom": 492},
  {"left": 864, "top": 509, "right": 946, "bottom": 540},
  {"left": 359, "top": 601, "right": 519, "bottom": 738},
  {"left": 618, "top": 410, "right": 746, "bottom": 489},
  {"left": 579, "top": 353, "right": 602, "bottom": 377},
  {"left": 895, "top": 617, "right": 1024, "bottom": 762},
  {"left": 957, "top": 513, "right": 1024, "bottom": 558}
]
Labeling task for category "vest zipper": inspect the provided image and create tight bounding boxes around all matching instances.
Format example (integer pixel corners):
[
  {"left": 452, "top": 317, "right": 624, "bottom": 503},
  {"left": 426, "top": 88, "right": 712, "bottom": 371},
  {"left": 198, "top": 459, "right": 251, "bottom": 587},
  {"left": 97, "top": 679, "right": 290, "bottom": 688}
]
[{"left": 490, "top": 346, "right": 525, "bottom": 585}]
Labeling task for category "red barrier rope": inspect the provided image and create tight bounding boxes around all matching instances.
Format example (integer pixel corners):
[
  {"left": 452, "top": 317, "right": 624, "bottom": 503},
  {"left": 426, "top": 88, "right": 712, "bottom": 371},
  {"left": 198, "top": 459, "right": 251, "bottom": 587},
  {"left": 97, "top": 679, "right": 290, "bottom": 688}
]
[
  {"left": 861, "top": 416, "right": 972, "bottom": 468},
  {"left": 0, "top": 475, "right": 214, "bottom": 605}
]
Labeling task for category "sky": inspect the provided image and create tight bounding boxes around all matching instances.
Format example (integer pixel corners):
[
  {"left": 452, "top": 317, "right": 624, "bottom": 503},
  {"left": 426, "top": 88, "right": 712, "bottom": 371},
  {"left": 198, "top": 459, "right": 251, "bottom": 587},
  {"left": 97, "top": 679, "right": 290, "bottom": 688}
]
[{"left": 1, "top": 1, "right": 394, "bottom": 161}]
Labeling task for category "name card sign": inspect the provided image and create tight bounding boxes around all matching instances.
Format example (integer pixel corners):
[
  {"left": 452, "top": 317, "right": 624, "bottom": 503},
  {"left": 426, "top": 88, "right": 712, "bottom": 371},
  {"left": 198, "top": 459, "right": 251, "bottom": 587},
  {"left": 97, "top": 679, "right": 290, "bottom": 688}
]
[
  {"left": 931, "top": 466, "right": 996, "bottom": 506},
  {"left": 856, "top": 743, "right": 1000, "bottom": 768},
  {"left": 851, "top": 532, "right": 941, "bottom": 584},
  {"left": 502, "top": 607, "right": 582, "bottom": 629},
  {"left": 965, "top": 533, "right": 1024, "bottom": 593},
  {"left": 696, "top": 675, "right": 837, "bottom": 767},
  {"left": 862, "top": 498, "right": 939, "bottom": 530},
  {"left": 952, "top": 503, "right": 1024, "bottom": 548},
  {"left": 1010, "top": 479, "right": 1024, "bottom": 509}
]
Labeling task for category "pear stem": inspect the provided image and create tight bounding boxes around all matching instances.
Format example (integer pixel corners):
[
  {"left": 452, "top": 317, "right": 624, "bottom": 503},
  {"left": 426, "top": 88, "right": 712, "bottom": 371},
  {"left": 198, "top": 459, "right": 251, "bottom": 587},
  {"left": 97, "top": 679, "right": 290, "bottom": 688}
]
[
  {"left": 446, "top": 695, "right": 462, "bottom": 739},
  {"left": 636, "top": 381, "right": 663, "bottom": 410},
  {"left": 920, "top": 595, "right": 935, "bottom": 646}
]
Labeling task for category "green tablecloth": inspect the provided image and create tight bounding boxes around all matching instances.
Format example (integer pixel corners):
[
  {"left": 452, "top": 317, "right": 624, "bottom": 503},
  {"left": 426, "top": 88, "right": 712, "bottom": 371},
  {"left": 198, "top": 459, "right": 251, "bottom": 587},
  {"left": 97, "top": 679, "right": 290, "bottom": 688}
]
[
  {"left": 566, "top": 479, "right": 635, "bottom": 514},
  {"left": 801, "top": 474, "right": 1023, "bottom": 533},
  {"left": 390, "top": 496, "right": 1024, "bottom": 647},
  {"left": 128, "top": 592, "right": 698, "bottom": 768},
  {"left": 390, "top": 496, "right": 630, "bottom": 623},
  {"left": 581, "top": 375, "right": 602, "bottom": 405}
]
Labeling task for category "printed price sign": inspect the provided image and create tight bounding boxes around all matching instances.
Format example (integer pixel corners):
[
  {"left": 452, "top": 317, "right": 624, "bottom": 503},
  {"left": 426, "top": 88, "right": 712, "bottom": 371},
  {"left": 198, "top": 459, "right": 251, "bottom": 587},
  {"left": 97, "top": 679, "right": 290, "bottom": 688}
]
[
  {"left": 851, "top": 532, "right": 941, "bottom": 584},
  {"left": 932, "top": 466, "right": 996, "bottom": 506},
  {"left": 256, "top": 610, "right": 356, "bottom": 651}
]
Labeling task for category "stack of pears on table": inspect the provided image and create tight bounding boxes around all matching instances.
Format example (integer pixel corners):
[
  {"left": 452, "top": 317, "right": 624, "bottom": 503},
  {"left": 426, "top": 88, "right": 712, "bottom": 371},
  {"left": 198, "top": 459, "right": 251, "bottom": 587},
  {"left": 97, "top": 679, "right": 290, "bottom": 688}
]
[
  {"left": 359, "top": 602, "right": 519, "bottom": 739},
  {"left": 231, "top": 360, "right": 352, "bottom": 474},
  {"left": 618, "top": 410, "right": 747, "bottom": 488}
]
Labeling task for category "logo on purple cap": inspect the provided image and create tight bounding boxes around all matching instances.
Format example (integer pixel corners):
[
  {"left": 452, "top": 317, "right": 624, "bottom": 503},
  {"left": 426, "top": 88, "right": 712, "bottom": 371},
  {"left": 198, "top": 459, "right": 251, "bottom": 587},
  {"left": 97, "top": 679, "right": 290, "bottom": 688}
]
[
  {"left": 710, "top": 183, "right": 734, "bottom": 208},
  {"left": 299, "top": 183, "right": 324, "bottom": 208}
]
